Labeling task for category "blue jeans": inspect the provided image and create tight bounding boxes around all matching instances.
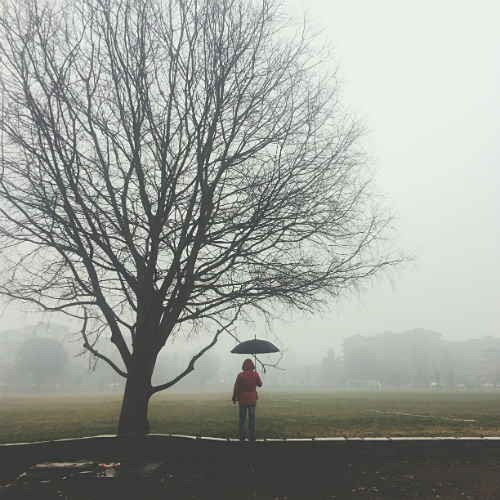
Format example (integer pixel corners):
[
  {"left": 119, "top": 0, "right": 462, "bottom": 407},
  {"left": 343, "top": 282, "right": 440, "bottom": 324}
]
[{"left": 239, "top": 405, "right": 256, "bottom": 439}]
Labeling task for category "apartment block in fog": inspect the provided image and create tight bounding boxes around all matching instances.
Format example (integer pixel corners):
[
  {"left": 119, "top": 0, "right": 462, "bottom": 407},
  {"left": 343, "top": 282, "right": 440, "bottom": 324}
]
[{"left": 342, "top": 328, "right": 500, "bottom": 388}]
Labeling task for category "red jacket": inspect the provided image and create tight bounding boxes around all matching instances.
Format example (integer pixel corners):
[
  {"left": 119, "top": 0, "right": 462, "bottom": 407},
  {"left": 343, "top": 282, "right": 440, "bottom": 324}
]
[{"left": 232, "top": 359, "right": 262, "bottom": 406}]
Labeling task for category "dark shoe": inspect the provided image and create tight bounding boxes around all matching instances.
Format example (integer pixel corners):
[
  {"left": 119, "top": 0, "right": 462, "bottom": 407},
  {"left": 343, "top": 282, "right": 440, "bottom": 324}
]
[
  {"left": 239, "top": 435, "right": 246, "bottom": 442},
  {"left": 249, "top": 435, "right": 255, "bottom": 441}
]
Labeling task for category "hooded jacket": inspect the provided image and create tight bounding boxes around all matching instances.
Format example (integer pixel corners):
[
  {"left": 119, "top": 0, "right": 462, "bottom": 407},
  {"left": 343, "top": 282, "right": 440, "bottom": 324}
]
[{"left": 232, "top": 359, "right": 262, "bottom": 406}]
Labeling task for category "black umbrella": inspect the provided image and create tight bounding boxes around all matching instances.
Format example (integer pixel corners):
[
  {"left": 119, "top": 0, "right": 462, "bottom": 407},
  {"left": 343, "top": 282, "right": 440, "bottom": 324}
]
[{"left": 231, "top": 339, "right": 280, "bottom": 354}]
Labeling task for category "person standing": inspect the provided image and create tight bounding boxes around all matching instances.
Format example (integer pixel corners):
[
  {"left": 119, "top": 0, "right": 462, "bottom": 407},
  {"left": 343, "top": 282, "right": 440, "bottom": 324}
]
[{"left": 232, "top": 358, "right": 262, "bottom": 441}]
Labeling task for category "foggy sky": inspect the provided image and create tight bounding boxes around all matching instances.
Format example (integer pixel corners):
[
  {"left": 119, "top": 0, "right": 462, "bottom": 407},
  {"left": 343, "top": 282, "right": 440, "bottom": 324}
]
[
  {"left": 1, "top": 0, "right": 499, "bottom": 366},
  {"left": 272, "top": 0, "right": 500, "bottom": 360}
]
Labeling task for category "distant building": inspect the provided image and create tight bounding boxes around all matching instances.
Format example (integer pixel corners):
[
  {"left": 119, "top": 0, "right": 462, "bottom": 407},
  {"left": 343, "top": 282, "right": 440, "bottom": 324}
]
[
  {"left": 0, "top": 321, "right": 121, "bottom": 391},
  {"left": 342, "top": 329, "right": 500, "bottom": 388},
  {"left": 23, "top": 322, "right": 70, "bottom": 342},
  {"left": 0, "top": 322, "right": 73, "bottom": 363},
  {"left": 343, "top": 328, "right": 442, "bottom": 388},
  {"left": 451, "top": 336, "right": 500, "bottom": 385}
]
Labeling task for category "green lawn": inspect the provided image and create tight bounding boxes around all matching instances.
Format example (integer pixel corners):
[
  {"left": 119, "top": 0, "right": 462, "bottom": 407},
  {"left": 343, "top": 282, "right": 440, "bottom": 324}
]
[{"left": 1, "top": 391, "right": 499, "bottom": 444}]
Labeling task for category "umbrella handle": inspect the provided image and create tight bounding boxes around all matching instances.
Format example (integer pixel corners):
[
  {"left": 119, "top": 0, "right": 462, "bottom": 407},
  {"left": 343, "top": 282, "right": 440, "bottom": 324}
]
[{"left": 254, "top": 334, "right": 256, "bottom": 371}]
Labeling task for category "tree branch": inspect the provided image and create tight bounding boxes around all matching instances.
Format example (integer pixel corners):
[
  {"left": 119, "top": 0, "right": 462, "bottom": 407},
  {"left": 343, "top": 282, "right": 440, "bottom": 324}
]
[
  {"left": 80, "top": 312, "right": 128, "bottom": 378},
  {"left": 151, "top": 314, "right": 240, "bottom": 395}
]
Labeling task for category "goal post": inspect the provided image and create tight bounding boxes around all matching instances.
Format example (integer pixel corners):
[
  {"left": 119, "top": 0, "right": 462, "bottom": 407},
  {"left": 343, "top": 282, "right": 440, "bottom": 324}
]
[{"left": 346, "top": 379, "right": 381, "bottom": 392}]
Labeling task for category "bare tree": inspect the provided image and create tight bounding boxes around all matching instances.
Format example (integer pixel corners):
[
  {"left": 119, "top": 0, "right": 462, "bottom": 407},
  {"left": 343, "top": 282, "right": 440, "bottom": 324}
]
[{"left": 0, "top": 0, "right": 402, "bottom": 433}]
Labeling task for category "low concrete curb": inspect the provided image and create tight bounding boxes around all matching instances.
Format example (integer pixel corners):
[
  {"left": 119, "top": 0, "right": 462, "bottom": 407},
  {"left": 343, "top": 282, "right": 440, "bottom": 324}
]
[{"left": 2, "top": 435, "right": 500, "bottom": 465}]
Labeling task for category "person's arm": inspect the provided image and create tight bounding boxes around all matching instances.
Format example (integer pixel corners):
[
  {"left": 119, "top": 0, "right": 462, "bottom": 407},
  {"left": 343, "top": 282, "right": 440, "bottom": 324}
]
[
  {"left": 256, "top": 373, "right": 262, "bottom": 387},
  {"left": 232, "top": 375, "right": 241, "bottom": 404}
]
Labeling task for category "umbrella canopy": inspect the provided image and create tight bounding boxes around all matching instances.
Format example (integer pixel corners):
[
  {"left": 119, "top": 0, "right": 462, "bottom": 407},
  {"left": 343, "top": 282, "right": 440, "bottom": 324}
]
[{"left": 231, "top": 339, "right": 280, "bottom": 355}]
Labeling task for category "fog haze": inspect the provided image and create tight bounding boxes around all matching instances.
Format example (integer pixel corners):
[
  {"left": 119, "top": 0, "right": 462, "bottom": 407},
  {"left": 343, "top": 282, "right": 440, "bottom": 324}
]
[
  {"left": 269, "top": 0, "right": 500, "bottom": 360},
  {"left": 1, "top": 0, "right": 499, "bottom": 367}
]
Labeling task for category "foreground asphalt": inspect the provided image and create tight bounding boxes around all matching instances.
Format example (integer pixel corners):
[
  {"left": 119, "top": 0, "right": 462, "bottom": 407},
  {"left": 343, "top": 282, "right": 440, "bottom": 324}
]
[{"left": 1, "top": 454, "right": 500, "bottom": 499}]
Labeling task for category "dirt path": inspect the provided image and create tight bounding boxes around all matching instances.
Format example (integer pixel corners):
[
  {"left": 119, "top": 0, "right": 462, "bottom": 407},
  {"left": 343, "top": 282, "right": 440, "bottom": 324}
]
[{"left": 1, "top": 454, "right": 500, "bottom": 499}]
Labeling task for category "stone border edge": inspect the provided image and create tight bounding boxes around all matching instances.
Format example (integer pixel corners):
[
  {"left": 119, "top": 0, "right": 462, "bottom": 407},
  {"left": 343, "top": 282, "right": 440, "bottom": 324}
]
[
  {"left": 3, "top": 435, "right": 500, "bottom": 461},
  {"left": 2, "top": 435, "right": 500, "bottom": 450}
]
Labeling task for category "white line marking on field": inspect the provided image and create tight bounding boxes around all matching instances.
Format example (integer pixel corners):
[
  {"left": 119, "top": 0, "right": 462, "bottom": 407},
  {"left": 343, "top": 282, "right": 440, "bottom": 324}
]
[
  {"left": 266, "top": 397, "right": 475, "bottom": 422},
  {"left": 336, "top": 406, "right": 474, "bottom": 422}
]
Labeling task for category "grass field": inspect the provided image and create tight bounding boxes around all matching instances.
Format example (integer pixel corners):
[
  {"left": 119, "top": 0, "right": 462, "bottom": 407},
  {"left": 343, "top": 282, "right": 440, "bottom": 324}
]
[{"left": 1, "top": 390, "right": 499, "bottom": 444}]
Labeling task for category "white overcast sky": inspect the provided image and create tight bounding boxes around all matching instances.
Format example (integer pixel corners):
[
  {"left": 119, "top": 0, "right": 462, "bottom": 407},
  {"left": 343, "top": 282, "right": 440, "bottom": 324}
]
[
  {"left": 2, "top": 0, "right": 500, "bottom": 365},
  {"left": 224, "top": 0, "right": 500, "bottom": 362}
]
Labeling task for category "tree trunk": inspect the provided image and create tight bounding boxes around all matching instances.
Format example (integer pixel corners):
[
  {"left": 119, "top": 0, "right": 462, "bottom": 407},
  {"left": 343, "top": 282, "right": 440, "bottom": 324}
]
[{"left": 117, "top": 352, "right": 155, "bottom": 434}]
